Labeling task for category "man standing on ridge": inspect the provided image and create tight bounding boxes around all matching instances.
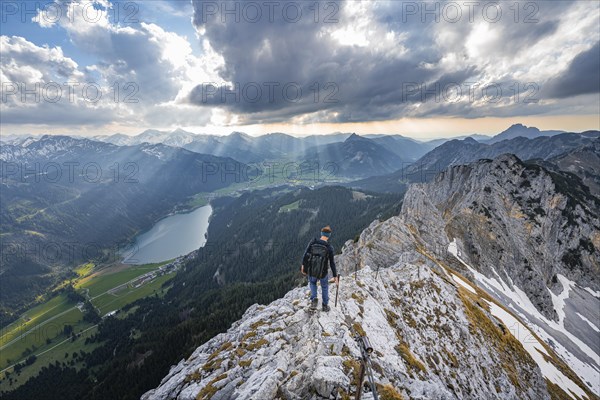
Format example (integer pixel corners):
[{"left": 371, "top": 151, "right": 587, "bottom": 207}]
[{"left": 301, "top": 225, "right": 338, "bottom": 312}]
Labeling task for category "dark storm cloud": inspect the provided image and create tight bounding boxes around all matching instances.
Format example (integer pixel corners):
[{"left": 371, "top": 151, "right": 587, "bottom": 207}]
[
  {"left": 544, "top": 41, "right": 600, "bottom": 99},
  {"left": 188, "top": 0, "right": 593, "bottom": 123},
  {"left": 188, "top": 0, "right": 446, "bottom": 122}
]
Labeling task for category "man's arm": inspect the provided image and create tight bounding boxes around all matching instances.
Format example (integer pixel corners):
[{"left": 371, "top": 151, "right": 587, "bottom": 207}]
[{"left": 328, "top": 244, "right": 337, "bottom": 278}]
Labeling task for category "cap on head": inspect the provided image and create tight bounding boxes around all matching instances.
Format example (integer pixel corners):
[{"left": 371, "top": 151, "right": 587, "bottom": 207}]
[{"left": 321, "top": 225, "right": 332, "bottom": 238}]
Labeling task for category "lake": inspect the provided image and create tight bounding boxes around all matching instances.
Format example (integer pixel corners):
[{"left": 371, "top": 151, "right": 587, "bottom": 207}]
[{"left": 122, "top": 205, "right": 212, "bottom": 264}]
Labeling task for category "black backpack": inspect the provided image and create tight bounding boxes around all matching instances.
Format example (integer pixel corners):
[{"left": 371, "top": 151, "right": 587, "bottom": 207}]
[{"left": 306, "top": 240, "right": 329, "bottom": 279}]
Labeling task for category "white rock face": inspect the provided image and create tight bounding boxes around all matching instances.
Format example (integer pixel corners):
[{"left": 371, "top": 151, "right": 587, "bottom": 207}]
[
  {"left": 141, "top": 257, "right": 568, "bottom": 400},
  {"left": 312, "top": 356, "right": 349, "bottom": 397}
]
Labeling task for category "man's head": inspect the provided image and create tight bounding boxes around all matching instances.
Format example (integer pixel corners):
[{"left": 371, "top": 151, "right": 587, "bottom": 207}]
[{"left": 320, "top": 225, "right": 332, "bottom": 241}]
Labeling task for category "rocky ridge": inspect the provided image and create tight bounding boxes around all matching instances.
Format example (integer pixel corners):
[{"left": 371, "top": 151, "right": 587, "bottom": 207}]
[{"left": 142, "top": 154, "right": 599, "bottom": 400}]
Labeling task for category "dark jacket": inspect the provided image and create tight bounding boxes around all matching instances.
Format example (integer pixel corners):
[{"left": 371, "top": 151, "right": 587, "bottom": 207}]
[{"left": 302, "top": 238, "right": 337, "bottom": 277}]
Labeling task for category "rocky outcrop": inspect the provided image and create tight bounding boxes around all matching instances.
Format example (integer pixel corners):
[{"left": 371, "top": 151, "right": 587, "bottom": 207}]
[
  {"left": 142, "top": 262, "right": 556, "bottom": 400},
  {"left": 402, "top": 154, "right": 599, "bottom": 321},
  {"left": 548, "top": 138, "right": 600, "bottom": 197}
]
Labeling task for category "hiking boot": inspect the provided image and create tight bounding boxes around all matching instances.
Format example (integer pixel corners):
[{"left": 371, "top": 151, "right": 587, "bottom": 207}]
[
  {"left": 322, "top": 304, "right": 330, "bottom": 312},
  {"left": 310, "top": 298, "right": 318, "bottom": 309}
]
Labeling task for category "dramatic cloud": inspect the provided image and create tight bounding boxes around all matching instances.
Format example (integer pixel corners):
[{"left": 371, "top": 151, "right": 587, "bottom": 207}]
[
  {"left": 187, "top": 0, "right": 600, "bottom": 124},
  {"left": 544, "top": 41, "right": 600, "bottom": 99},
  {"left": 1, "top": 0, "right": 215, "bottom": 129},
  {"left": 0, "top": 35, "right": 84, "bottom": 84},
  {"left": 0, "top": 35, "right": 112, "bottom": 125},
  {"left": 1, "top": 0, "right": 599, "bottom": 132}
]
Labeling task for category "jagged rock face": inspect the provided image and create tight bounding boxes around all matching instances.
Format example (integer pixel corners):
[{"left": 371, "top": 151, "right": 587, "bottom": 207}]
[
  {"left": 549, "top": 139, "right": 600, "bottom": 197},
  {"left": 400, "top": 154, "right": 600, "bottom": 321},
  {"left": 338, "top": 154, "right": 600, "bottom": 397},
  {"left": 142, "top": 263, "right": 551, "bottom": 400}
]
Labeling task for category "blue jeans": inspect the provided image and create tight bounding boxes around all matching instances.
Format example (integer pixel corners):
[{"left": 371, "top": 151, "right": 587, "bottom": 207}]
[{"left": 309, "top": 275, "right": 329, "bottom": 306}]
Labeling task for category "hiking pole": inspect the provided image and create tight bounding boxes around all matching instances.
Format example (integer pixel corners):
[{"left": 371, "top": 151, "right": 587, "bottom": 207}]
[
  {"left": 335, "top": 276, "right": 340, "bottom": 307},
  {"left": 356, "top": 359, "right": 366, "bottom": 400}
]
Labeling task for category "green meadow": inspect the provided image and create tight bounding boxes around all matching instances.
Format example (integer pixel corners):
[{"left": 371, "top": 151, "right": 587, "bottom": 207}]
[{"left": 0, "top": 259, "right": 174, "bottom": 390}]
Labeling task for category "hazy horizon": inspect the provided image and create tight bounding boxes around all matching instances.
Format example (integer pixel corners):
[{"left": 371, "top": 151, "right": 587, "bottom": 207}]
[{"left": 3, "top": 119, "right": 598, "bottom": 142}]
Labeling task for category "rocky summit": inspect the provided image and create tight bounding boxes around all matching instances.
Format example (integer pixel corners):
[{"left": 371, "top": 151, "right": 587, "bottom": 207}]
[{"left": 143, "top": 154, "right": 599, "bottom": 400}]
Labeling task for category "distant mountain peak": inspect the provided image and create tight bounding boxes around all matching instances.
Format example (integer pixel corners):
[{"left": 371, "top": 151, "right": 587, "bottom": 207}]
[
  {"left": 509, "top": 122, "right": 526, "bottom": 128},
  {"left": 462, "top": 137, "right": 479, "bottom": 144},
  {"left": 504, "top": 123, "right": 540, "bottom": 133},
  {"left": 487, "top": 123, "right": 562, "bottom": 144},
  {"left": 229, "top": 131, "right": 251, "bottom": 138},
  {"left": 345, "top": 132, "right": 362, "bottom": 141}
]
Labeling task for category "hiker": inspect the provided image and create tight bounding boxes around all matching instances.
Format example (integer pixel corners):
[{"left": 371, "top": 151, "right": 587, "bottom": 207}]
[{"left": 301, "top": 225, "right": 339, "bottom": 312}]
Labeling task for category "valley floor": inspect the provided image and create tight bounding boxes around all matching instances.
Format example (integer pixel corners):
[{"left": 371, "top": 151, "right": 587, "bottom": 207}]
[{"left": 0, "top": 259, "right": 177, "bottom": 392}]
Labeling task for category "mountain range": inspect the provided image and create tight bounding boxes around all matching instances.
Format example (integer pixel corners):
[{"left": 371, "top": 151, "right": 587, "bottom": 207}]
[
  {"left": 3, "top": 124, "right": 585, "bottom": 181},
  {"left": 2, "top": 125, "right": 598, "bottom": 317},
  {"left": 0, "top": 136, "right": 250, "bottom": 319},
  {"left": 94, "top": 130, "right": 355, "bottom": 164},
  {"left": 348, "top": 131, "right": 600, "bottom": 193},
  {"left": 71, "top": 130, "right": 438, "bottom": 178}
]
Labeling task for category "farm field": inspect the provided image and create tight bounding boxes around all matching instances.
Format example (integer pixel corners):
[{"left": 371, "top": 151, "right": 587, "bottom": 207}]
[{"left": 0, "top": 259, "right": 175, "bottom": 390}]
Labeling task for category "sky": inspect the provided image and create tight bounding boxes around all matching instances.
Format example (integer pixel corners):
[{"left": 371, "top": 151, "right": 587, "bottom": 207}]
[{"left": 1, "top": 0, "right": 599, "bottom": 139}]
